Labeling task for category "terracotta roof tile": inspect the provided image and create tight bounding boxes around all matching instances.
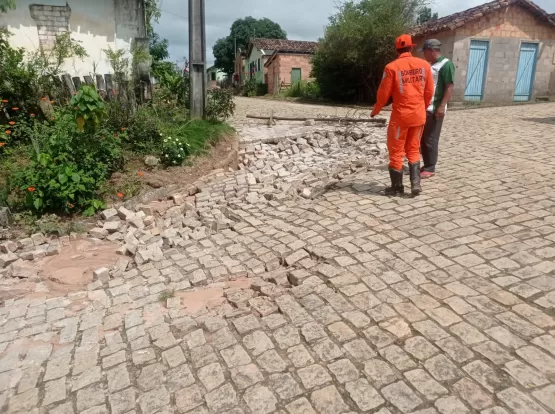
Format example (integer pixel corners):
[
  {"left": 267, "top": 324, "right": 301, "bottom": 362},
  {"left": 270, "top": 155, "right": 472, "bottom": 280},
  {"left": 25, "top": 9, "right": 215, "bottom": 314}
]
[
  {"left": 249, "top": 38, "right": 318, "bottom": 54},
  {"left": 412, "top": 0, "right": 555, "bottom": 37}
]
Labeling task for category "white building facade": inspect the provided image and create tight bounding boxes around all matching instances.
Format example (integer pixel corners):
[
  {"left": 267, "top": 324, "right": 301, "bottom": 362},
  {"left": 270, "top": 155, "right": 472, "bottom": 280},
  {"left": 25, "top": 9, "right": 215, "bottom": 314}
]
[{"left": 0, "top": 0, "right": 147, "bottom": 77}]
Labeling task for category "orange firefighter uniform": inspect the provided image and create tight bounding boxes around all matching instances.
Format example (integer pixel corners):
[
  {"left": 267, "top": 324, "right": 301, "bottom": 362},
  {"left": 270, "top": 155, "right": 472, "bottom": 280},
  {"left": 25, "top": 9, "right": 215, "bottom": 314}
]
[{"left": 372, "top": 38, "right": 434, "bottom": 172}]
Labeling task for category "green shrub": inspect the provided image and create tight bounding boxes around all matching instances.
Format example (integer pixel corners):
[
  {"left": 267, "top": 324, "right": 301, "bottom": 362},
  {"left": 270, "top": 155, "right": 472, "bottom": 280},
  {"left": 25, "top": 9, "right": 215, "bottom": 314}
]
[
  {"left": 256, "top": 83, "right": 268, "bottom": 96},
  {"left": 242, "top": 79, "right": 258, "bottom": 97},
  {"left": 70, "top": 85, "right": 106, "bottom": 132},
  {"left": 9, "top": 109, "right": 122, "bottom": 215},
  {"left": 162, "top": 133, "right": 191, "bottom": 166},
  {"left": 126, "top": 106, "right": 163, "bottom": 154},
  {"left": 284, "top": 80, "right": 321, "bottom": 99},
  {"left": 105, "top": 100, "right": 133, "bottom": 132},
  {"left": 161, "top": 120, "right": 233, "bottom": 167},
  {"left": 158, "top": 65, "right": 189, "bottom": 106},
  {"left": 206, "top": 89, "right": 236, "bottom": 121}
]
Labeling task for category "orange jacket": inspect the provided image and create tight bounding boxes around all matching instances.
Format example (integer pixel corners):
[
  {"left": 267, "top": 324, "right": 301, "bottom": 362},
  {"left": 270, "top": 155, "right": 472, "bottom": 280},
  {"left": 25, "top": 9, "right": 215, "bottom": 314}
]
[{"left": 373, "top": 53, "right": 434, "bottom": 127}]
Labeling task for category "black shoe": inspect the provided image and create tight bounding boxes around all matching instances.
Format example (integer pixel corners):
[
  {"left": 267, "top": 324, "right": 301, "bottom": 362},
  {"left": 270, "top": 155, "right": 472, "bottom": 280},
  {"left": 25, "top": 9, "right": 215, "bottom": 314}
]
[
  {"left": 409, "top": 162, "right": 422, "bottom": 196},
  {"left": 385, "top": 168, "right": 404, "bottom": 196}
]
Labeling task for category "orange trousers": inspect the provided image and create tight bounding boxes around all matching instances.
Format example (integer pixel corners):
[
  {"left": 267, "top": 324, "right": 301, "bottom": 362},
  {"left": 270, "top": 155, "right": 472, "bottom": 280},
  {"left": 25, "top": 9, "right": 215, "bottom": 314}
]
[{"left": 387, "top": 123, "right": 425, "bottom": 171}]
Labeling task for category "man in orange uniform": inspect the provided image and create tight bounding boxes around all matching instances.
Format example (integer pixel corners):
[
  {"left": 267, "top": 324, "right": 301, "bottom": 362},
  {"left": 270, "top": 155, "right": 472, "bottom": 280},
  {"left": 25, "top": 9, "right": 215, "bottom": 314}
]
[{"left": 371, "top": 34, "right": 434, "bottom": 196}]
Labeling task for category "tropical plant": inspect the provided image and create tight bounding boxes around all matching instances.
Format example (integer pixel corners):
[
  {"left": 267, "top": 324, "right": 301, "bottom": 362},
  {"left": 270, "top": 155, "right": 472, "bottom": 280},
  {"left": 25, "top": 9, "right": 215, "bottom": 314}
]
[{"left": 70, "top": 85, "right": 106, "bottom": 132}]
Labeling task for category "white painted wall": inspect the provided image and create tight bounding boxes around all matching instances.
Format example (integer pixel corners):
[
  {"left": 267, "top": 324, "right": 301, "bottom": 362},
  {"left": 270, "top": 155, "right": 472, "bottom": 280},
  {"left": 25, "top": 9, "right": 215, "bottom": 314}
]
[{"left": 0, "top": 0, "right": 145, "bottom": 77}]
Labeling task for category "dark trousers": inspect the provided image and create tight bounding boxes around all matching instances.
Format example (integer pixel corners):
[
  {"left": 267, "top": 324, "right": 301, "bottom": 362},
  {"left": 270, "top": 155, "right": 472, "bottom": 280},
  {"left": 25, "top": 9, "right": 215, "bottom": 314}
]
[{"left": 421, "top": 111, "right": 444, "bottom": 173}]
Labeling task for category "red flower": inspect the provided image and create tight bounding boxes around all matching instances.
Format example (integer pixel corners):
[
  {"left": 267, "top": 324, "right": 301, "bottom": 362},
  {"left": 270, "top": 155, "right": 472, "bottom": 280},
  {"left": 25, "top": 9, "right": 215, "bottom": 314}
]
[
  {"left": 137, "top": 171, "right": 144, "bottom": 177},
  {"left": 12, "top": 107, "right": 19, "bottom": 111},
  {"left": 0, "top": 142, "right": 6, "bottom": 147},
  {"left": 30, "top": 113, "right": 36, "bottom": 117},
  {"left": 5, "top": 130, "right": 11, "bottom": 135},
  {"left": 28, "top": 186, "right": 36, "bottom": 192},
  {"left": 1, "top": 100, "right": 8, "bottom": 103},
  {"left": 8, "top": 121, "right": 15, "bottom": 126},
  {"left": 121, "top": 127, "right": 126, "bottom": 132},
  {"left": 41, "top": 97, "right": 47, "bottom": 101},
  {"left": 117, "top": 192, "right": 124, "bottom": 199}
]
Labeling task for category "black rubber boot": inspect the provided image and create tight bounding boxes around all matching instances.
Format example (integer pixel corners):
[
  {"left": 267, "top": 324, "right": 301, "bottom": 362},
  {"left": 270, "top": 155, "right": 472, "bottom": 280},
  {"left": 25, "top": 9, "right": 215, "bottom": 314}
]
[
  {"left": 409, "top": 162, "right": 422, "bottom": 196},
  {"left": 385, "top": 168, "right": 404, "bottom": 196}
]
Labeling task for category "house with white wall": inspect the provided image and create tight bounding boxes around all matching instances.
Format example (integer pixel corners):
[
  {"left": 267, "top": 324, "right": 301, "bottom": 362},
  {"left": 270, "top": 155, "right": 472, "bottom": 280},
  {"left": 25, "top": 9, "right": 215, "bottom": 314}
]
[{"left": 0, "top": 0, "right": 147, "bottom": 77}]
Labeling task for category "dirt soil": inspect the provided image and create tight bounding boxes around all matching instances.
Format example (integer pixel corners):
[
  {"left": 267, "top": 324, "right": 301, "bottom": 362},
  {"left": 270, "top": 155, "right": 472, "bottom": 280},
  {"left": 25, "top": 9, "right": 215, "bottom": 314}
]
[
  {"left": 109, "top": 134, "right": 238, "bottom": 197},
  {"left": 0, "top": 238, "right": 120, "bottom": 303}
]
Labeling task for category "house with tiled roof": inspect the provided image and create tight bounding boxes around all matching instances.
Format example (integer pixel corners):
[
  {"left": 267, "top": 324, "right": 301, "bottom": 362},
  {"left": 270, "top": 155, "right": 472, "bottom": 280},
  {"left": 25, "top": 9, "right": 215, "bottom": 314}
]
[
  {"left": 412, "top": 0, "right": 555, "bottom": 102},
  {"left": 245, "top": 38, "right": 319, "bottom": 90}
]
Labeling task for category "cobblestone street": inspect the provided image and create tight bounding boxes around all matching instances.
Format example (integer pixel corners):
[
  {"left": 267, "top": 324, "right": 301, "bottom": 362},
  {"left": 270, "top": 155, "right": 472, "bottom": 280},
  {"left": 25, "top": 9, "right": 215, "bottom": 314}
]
[{"left": 2, "top": 100, "right": 555, "bottom": 414}]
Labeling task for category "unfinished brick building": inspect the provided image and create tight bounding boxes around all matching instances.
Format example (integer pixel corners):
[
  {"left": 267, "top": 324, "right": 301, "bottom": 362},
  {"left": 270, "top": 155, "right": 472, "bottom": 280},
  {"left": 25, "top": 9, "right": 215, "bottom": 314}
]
[{"left": 262, "top": 40, "right": 319, "bottom": 95}]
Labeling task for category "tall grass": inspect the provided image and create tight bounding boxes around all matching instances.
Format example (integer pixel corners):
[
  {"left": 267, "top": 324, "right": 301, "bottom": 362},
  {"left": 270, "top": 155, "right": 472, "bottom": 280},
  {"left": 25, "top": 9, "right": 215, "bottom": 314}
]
[{"left": 283, "top": 80, "right": 321, "bottom": 99}]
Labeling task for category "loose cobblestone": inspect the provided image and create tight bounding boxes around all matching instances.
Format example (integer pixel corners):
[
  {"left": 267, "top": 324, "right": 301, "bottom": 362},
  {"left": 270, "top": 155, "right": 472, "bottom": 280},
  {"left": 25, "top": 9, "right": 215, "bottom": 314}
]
[{"left": 2, "top": 101, "right": 555, "bottom": 414}]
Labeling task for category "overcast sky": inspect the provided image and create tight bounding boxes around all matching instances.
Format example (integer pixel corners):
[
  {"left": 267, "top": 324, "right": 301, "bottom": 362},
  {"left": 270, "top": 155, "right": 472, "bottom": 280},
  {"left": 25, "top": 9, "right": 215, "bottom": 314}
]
[{"left": 154, "top": 0, "right": 555, "bottom": 67}]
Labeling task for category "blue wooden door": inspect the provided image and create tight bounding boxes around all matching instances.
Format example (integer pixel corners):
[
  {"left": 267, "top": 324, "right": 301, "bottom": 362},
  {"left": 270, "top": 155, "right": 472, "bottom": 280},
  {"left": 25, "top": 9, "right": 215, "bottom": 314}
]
[
  {"left": 514, "top": 43, "right": 539, "bottom": 102},
  {"left": 464, "top": 40, "right": 489, "bottom": 101}
]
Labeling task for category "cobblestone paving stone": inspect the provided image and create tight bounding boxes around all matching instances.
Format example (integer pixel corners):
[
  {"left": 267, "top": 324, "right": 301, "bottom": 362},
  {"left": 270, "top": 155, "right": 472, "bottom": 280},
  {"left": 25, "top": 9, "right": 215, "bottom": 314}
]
[{"left": 2, "top": 100, "right": 555, "bottom": 413}]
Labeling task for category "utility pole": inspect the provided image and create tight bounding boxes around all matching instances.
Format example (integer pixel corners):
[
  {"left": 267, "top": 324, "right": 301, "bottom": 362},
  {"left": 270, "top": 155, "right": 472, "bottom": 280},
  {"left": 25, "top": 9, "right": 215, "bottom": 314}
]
[{"left": 188, "top": 0, "right": 206, "bottom": 119}]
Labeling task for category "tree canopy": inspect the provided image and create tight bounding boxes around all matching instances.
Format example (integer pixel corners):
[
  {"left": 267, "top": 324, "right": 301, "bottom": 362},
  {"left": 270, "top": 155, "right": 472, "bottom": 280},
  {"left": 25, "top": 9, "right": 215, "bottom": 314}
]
[
  {"left": 213, "top": 17, "right": 287, "bottom": 75},
  {"left": 0, "top": 0, "right": 15, "bottom": 13},
  {"left": 417, "top": 6, "right": 438, "bottom": 25},
  {"left": 311, "top": 0, "right": 429, "bottom": 103}
]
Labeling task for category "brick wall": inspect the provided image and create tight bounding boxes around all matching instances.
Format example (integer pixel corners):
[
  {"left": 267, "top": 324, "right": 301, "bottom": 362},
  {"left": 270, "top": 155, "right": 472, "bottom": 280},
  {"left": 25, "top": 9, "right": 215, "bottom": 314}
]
[
  {"left": 266, "top": 54, "right": 314, "bottom": 94},
  {"left": 29, "top": 4, "right": 71, "bottom": 50}
]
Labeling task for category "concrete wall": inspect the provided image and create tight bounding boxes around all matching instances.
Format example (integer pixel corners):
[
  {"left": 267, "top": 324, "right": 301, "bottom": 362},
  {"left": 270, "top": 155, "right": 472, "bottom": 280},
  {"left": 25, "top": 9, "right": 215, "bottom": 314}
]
[
  {"left": 414, "top": 5, "right": 555, "bottom": 102},
  {"left": 246, "top": 47, "right": 268, "bottom": 84},
  {"left": 0, "top": 0, "right": 145, "bottom": 77}
]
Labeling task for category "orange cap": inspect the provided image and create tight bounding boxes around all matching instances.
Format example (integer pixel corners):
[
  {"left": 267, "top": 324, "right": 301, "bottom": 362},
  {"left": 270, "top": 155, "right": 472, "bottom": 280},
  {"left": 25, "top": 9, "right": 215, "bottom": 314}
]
[{"left": 395, "top": 34, "right": 416, "bottom": 50}]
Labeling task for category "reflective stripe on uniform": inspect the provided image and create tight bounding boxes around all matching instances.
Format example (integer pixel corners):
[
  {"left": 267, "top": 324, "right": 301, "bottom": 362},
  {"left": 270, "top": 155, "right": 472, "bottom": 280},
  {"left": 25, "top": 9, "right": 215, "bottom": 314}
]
[
  {"left": 398, "top": 70, "right": 404, "bottom": 94},
  {"left": 396, "top": 126, "right": 401, "bottom": 140}
]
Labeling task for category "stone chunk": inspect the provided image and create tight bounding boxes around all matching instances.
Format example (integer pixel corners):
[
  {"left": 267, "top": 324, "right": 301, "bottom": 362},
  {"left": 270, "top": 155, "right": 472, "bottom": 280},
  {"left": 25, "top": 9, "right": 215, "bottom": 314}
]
[
  {"left": 175, "top": 384, "right": 203, "bottom": 413},
  {"left": 381, "top": 381, "right": 423, "bottom": 413},
  {"left": 243, "top": 385, "right": 278, "bottom": 414},
  {"left": 93, "top": 267, "right": 110, "bottom": 283},
  {"left": 310, "top": 385, "right": 350, "bottom": 414},
  {"left": 345, "top": 378, "right": 385, "bottom": 411},
  {"left": 117, "top": 206, "right": 136, "bottom": 221},
  {"left": 205, "top": 383, "right": 237, "bottom": 412},
  {"left": 297, "top": 364, "right": 332, "bottom": 389},
  {"left": 424, "top": 354, "right": 463, "bottom": 382},
  {"left": 101, "top": 208, "right": 118, "bottom": 220},
  {"left": 0, "top": 252, "right": 18, "bottom": 268}
]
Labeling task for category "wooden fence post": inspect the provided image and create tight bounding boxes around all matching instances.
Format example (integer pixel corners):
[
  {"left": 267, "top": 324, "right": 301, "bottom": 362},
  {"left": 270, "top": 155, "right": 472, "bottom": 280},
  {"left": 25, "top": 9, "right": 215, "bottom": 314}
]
[{"left": 62, "top": 74, "right": 76, "bottom": 96}]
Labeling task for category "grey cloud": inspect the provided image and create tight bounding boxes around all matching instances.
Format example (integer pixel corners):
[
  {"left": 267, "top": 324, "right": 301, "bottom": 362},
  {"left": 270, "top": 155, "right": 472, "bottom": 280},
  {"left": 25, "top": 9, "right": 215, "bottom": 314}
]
[{"left": 154, "top": 0, "right": 555, "bottom": 66}]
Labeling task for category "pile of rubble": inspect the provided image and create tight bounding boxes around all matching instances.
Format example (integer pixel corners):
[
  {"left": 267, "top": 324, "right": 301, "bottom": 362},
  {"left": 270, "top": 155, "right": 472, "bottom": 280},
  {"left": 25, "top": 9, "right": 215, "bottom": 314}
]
[
  {"left": 0, "top": 233, "right": 64, "bottom": 278},
  {"left": 1, "top": 125, "right": 388, "bottom": 284},
  {"left": 84, "top": 126, "right": 388, "bottom": 278}
]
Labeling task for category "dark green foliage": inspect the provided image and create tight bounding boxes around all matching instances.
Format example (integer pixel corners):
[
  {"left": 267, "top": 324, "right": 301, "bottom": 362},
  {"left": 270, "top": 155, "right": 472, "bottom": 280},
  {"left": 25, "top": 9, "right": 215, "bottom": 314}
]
[
  {"left": 213, "top": 17, "right": 287, "bottom": 75},
  {"left": 311, "top": 0, "right": 428, "bottom": 103},
  {"left": 206, "top": 89, "right": 236, "bottom": 122},
  {"left": 9, "top": 110, "right": 122, "bottom": 215},
  {"left": 416, "top": 6, "right": 438, "bottom": 25},
  {"left": 285, "top": 81, "right": 321, "bottom": 100},
  {"left": 126, "top": 106, "right": 163, "bottom": 154}
]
